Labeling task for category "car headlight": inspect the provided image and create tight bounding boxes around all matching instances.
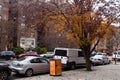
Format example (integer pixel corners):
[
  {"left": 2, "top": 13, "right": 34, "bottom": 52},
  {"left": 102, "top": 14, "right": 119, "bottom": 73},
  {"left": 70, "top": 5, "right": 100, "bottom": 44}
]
[
  {"left": 98, "top": 59, "right": 102, "bottom": 61},
  {"left": 17, "top": 63, "right": 24, "bottom": 67},
  {"left": 90, "top": 58, "right": 93, "bottom": 60}
]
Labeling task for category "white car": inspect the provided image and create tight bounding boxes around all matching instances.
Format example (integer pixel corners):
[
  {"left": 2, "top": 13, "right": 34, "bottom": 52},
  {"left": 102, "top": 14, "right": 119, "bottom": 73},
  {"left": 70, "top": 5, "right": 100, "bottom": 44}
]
[
  {"left": 40, "top": 52, "right": 54, "bottom": 58},
  {"left": 91, "top": 51, "right": 97, "bottom": 57},
  {"left": 10, "top": 56, "right": 49, "bottom": 77},
  {"left": 90, "top": 52, "right": 110, "bottom": 65},
  {"left": 112, "top": 51, "right": 120, "bottom": 61}
]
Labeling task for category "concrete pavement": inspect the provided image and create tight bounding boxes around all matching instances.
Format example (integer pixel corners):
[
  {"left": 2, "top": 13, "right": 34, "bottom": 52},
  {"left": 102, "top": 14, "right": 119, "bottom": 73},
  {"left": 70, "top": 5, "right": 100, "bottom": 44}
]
[{"left": 9, "top": 62, "right": 120, "bottom": 80}]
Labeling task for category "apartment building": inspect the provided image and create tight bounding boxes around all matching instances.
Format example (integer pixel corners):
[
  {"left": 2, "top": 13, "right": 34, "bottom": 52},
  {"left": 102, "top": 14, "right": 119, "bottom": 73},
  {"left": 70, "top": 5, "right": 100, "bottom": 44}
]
[
  {"left": 0, "top": 0, "right": 118, "bottom": 51},
  {"left": 0, "top": 0, "right": 9, "bottom": 50},
  {"left": 0, "top": 0, "right": 37, "bottom": 50},
  {"left": 9, "top": 0, "right": 37, "bottom": 50}
]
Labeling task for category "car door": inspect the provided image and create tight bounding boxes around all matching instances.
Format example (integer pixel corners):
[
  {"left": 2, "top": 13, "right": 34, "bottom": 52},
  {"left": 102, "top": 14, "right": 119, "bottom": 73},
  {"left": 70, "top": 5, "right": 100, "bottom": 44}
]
[
  {"left": 103, "top": 54, "right": 109, "bottom": 63},
  {"left": 105, "top": 55, "right": 110, "bottom": 63},
  {"left": 39, "top": 59, "right": 49, "bottom": 72},
  {"left": 78, "top": 51, "right": 86, "bottom": 64},
  {"left": 30, "top": 58, "right": 42, "bottom": 73}
]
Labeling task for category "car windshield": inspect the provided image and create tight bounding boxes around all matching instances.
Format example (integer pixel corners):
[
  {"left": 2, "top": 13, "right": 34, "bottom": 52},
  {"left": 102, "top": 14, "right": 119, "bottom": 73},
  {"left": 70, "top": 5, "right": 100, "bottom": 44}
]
[
  {"left": 113, "top": 52, "right": 120, "bottom": 55},
  {"left": 26, "top": 51, "right": 35, "bottom": 54},
  {"left": 107, "top": 53, "right": 112, "bottom": 56},
  {"left": 97, "top": 52, "right": 103, "bottom": 55},
  {"left": 17, "top": 57, "right": 26, "bottom": 61},
  {"left": 1, "top": 51, "right": 15, "bottom": 55},
  {"left": 46, "top": 52, "right": 53, "bottom": 54},
  {"left": 55, "top": 50, "right": 67, "bottom": 56},
  {"left": 91, "top": 51, "right": 96, "bottom": 56},
  {"left": 118, "top": 52, "right": 120, "bottom": 55},
  {"left": 41, "top": 59, "right": 49, "bottom": 63}
]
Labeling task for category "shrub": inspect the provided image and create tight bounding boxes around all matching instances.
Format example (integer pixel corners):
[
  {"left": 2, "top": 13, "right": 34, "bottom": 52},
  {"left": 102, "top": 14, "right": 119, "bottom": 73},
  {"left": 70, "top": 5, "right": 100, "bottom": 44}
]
[
  {"left": 12, "top": 47, "right": 25, "bottom": 55},
  {"left": 39, "top": 47, "right": 47, "bottom": 54},
  {"left": 32, "top": 47, "right": 41, "bottom": 54},
  {"left": 32, "top": 47, "right": 47, "bottom": 54},
  {"left": 26, "top": 47, "right": 34, "bottom": 52}
]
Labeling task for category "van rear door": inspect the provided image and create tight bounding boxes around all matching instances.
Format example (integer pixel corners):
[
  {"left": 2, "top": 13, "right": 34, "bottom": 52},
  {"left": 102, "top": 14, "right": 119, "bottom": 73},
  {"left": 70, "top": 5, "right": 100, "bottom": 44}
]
[
  {"left": 78, "top": 51, "right": 86, "bottom": 64},
  {"left": 54, "top": 49, "right": 68, "bottom": 64}
]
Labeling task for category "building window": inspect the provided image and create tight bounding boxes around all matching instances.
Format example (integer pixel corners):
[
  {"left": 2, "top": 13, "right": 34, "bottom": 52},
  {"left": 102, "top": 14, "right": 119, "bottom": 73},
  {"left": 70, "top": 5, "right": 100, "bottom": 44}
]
[
  {"left": 21, "top": 23, "right": 25, "bottom": 28},
  {"left": 22, "top": 15, "right": 25, "bottom": 18},
  {"left": 31, "top": 40, "right": 34, "bottom": 45},
  {"left": 21, "top": 39, "right": 25, "bottom": 45},
  {"left": 31, "top": 33, "right": 35, "bottom": 37},
  {"left": 0, "top": 5, "right": 2, "bottom": 11}
]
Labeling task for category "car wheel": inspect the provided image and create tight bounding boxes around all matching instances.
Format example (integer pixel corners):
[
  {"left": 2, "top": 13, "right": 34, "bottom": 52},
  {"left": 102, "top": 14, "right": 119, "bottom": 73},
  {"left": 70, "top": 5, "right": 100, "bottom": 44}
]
[
  {"left": 25, "top": 69, "right": 33, "bottom": 77},
  {"left": 92, "top": 62, "right": 96, "bottom": 66},
  {"left": 0, "top": 71, "right": 8, "bottom": 80},
  {"left": 102, "top": 61, "right": 105, "bottom": 65},
  {"left": 71, "top": 63, "right": 76, "bottom": 70},
  {"left": 10, "top": 57, "right": 13, "bottom": 60},
  {"left": 43, "top": 56, "right": 46, "bottom": 58},
  {"left": 108, "top": 60, "right": 111, "bottom": 64}
]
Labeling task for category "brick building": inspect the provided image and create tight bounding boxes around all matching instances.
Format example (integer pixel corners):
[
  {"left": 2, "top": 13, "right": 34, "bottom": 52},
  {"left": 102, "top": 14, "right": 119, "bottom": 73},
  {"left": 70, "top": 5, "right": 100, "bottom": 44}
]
[
  {"left": 9, "top": 0, "right": 38, "bottom": 50},
  {"left": 0, "top": 0, "right": 9, "bottom": 21},
  {"left": 0, "top": 0, "right": 119, "bottom": 51},
  {"left": 0, "top": 0, "right": 38, "bottom": 50},
  {"left": 0, "top": 0, "right": 9, "bottom": 50}
]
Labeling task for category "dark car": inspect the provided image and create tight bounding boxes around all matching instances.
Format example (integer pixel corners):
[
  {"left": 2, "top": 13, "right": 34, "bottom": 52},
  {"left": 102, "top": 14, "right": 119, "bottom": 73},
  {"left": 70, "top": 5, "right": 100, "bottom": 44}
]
[
  {"left": 0, "top": 51, "right": 16, "bottom": 60},
  {"left": 0, "top": 62, "right": 12, "bottom": 80}
]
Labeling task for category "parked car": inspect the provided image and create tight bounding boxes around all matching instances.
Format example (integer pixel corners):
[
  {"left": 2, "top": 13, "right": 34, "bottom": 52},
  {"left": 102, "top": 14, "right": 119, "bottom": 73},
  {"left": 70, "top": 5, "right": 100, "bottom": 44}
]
[
  {"left": 40, "top": 52, "right": 54, "bottom": 58},
  {"left": 91, "top": 51, "right": 97, "bottom": 57},
  {"left": 0, "top": 62, "right": 12, "bottom": 80},
  {"left": 17, "top": 51, "right": 38, "bottom": 58},
  {"left": 107, "top": 53, "right": 113, "bottom": 61},
  {"left": 10, "top": 56, "right": 49, "bottom": 77},
  {"left": 0, "top": 51, "right": 16, "bottom": 60},
  {"left": 112, "top": 51, "right": 120, "bottom": 61},
  {"left": 90, "top": 52, "right": 110, "bottom": 65},
  {"left": 53, "top": 48, "right": 86, "bottom": 69}
]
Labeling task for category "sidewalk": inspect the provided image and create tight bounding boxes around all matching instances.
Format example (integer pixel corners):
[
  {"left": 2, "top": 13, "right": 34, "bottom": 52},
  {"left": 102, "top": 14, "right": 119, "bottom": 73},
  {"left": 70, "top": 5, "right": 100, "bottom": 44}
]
[{"left": 12, "top": 62, "right": 120, "bottom": 80}]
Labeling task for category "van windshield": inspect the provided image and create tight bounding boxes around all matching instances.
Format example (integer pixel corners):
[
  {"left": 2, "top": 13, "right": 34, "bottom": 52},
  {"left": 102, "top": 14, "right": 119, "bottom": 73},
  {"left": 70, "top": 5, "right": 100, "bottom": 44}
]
[{"left": 55, "top": 50, "right": 67, "bottom": 56}]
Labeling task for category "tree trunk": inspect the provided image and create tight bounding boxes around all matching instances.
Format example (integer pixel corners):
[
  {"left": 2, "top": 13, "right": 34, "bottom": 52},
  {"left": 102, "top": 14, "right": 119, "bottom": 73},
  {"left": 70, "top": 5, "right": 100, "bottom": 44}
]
[
  {"left": 82, "top": 45, "right": 92, "bottom": 71},
  {"left": 85, "top": 52, "right": 92, "bottom": 71}
]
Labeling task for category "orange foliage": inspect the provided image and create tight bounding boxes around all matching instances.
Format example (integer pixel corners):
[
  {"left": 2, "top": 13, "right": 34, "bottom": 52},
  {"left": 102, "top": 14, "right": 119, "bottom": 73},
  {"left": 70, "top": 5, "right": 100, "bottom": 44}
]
[{"left": 54, "top": 24, "right": 65, "bottom": 33}]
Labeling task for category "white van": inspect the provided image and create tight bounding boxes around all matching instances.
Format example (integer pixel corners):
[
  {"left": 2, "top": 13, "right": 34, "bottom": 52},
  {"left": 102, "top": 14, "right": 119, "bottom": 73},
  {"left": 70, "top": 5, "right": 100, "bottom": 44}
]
[{"left": 53, "top": 48, "right": 86, "bottom": 69}]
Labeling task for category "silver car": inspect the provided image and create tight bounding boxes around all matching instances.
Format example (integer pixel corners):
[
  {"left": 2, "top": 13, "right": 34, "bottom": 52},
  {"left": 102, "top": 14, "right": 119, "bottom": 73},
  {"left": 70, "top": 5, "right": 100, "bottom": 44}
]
[
  {"left": 40, "top": 52, "right": 54, "bottom": 58},
  {"left": 90, "top": 52, "right": 110, "bottom": 65},
  {"left": 10, "top": 56, "right": 49, "bottom": 77}
]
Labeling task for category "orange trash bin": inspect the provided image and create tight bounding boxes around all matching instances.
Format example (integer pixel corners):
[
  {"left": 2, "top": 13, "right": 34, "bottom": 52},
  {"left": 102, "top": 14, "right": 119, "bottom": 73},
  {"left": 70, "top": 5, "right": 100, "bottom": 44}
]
[{"left": 50, "top": 59, "right": 62, "bottom": 76}]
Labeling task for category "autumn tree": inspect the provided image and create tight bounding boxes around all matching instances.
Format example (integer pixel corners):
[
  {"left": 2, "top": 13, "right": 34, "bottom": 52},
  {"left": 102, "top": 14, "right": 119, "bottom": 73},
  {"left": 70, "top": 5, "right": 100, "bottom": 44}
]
[
  {"left": 113, "top": 27, "right": 120, "bottom": 50},
  {"left": 21, "top": 0, "right": 119, "bottom": 70},
  {"left": 48, "top": 0, "right": 119, "bottom": 71},
  {"left": 24, "top": 1, "right": 68, "bottom": 48}
]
